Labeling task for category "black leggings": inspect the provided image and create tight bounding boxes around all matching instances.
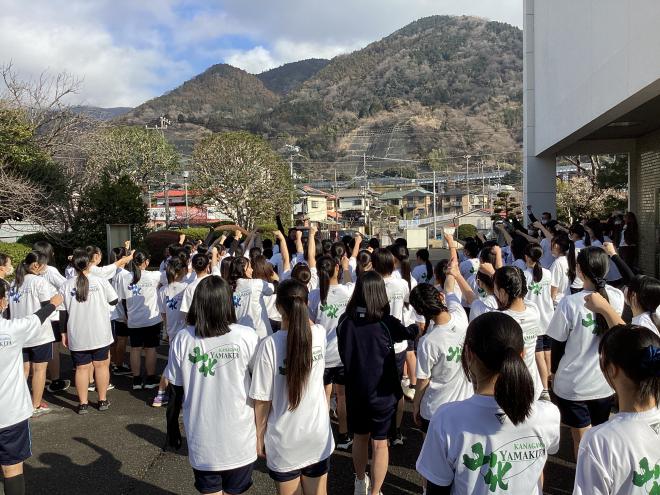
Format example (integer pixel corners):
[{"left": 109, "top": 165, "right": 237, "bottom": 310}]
[{"left": 427, "top": 481, "right": 451, "bottom": 495}]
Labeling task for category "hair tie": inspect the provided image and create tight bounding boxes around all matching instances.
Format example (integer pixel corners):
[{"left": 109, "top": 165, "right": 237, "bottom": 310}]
[
  {"left": 641, "top": 346, "right": 660, "bottom": 377},
  {"left": 594, "top": 278, "right": 607, "bottom": 290}
]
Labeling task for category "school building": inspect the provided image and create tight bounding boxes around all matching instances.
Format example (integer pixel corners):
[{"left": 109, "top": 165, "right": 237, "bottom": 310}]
[{"left": 524, "top": 0, "right": 660, "bottom": 277}]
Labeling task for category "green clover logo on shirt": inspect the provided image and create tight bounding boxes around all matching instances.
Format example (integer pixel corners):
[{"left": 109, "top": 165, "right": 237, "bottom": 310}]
[
  {"left": 581, "top": 313, "right": 596, "bottom": 329},
  {"left": 447, "top": 346, "right": 462, "bottom": 362},
  {"left": 632, "top": 457, "right": 660, "bottom": 492},
  {"left": 529, "top": 282, "right": 543, "bottom": 296},
  {"left": 320, "top": 303, "right": 339, "bottom": 319},
  {"left": 463, "top": 442, "right": 512, "bottom": 492},
  {"left": 188, "top": 347, "right": 218, "bottom": 377}
]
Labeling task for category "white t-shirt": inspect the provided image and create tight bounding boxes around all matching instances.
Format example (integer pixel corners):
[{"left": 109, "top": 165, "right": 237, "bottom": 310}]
[
  {"left": 164, "top": 324, "right": 259, "bottom": 471},
  {"left": 41, "top": 265, "right": 65, "bottom": 322},
  {"left": 9, "top": 274, "right": 56, "bottom": 347},
  {"left": 233, "top": 278, "right": 274, "bottom": 339},
  {"left": 417, "top": 395, "right": 561, "bottom": 494},
  {"left": 412, "top": 264, "right": 432, "bottom": 284},
  {"left": 91, "top": 264, "right": 120, "bottom": 280},
  {"left": 574, "top": 408, "right": 660, "bottom": 495},
  {"left": 110, "top": 268, "right": 128, "bottom": 322},
  {"left": 249, "top": 324, "right": 335, "bottom": 472},
  {"left": 540, "top": 238, "right": 555, "bottom": 269},
  {"left": 60, "top": 274, "right": 117, "bottom": 351},
  {"left": 158, "top": 281, "right": 188, "bottom": 340},
  {"left": 416, "top": 295, "right": 473, "bottom": 420},
  {"left": 502, "top": 304, "right": 543, "bottom": 399},
  {"left": 308, "top": 283, "right": 354, "bottom": 368},
  {"left": 460, "top": 258, "right": 480, "bottom": 281},
  {"left": 524, "top": 267, "right": 554, "bottom": 334},
  {"left": 469, "top": 294, "right": 498, "bottom": 322},
  {"left": 384, "top": 275, "right": 421, "bottom": 353},
  {"left": 0, "top": 314, "right": 44, "bottom": 428},
  {"left": 547, "top": 287, "right": 624, "bottom": 401},
  {"left": 180, "top": 273, "right": 210, "bottom": 314},
  {"left": 65, "top": 266, "right": 76, "bottom": 279},
  {"left": 632, "top": 312, "right": 660, "bottom": 337},
  {"left": 550, "top": 255, "right": 583, "bottom": 304},
  {"left": 118, "top": 270, "right": 163, "bottom": 328}
]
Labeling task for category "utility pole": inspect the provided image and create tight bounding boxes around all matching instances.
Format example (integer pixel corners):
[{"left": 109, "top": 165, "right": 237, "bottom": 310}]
[
  {"left": 481, "top": 161, "right": 486, "bottom": 207},
  {"left": 433, "top": 170, "right": 437, "bottom": 240},
  {"left": 182, "top": 170, "right": 190, "bottom": 228},
  {"left": 464, "top": 154, "right": 472, "bottom": 212},
  {"left": 146, "top": 116, "right": 172, "bottom": 229}
]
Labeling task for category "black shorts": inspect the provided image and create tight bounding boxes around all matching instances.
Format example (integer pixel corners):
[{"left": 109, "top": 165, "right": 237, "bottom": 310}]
[
  {"left": 395, "top": 351, "right": 406, "bottom": 381},
  {"left": 347, "top": 403, "right": 397, "bottom": 440},
  {"left": 128, "top": 323, "right": 161, "bottom": 348},
  {"left": 555, "top": 395, "right": 614, "bottom": 429},
  {"left": 51, "top": 320, "right": 63, "bottom": 343},
  {"left": 112, "top": 320, "right": 130, "bottom": 338},
  {"left": 193, "top": 463, "right": 254, "bottom": 495},
  {"left": 269, "top": 457, "right": 330, "bottom": 483},
  {"left": 0, "top": 420, "right": 31, "bottom": 465},
  {"left": 535, "top": 335, "right": 552, "bottom": 352},
  {"left": 406, "top": 339, "right": 417, "bottom": 352},
  {"left": 420, "top": 417, "right": 431, "bottom": 434},
  {"left": 323, "top": 366, "right": 346, "bottom": 386},
  {"left": 70, "top": 346, "right": 111, "bottom": 366},
  {"left": 570, "top": 287, "right": 583, "bottom": 295},
  {"left": 22, "top": 342, "right": 53, "bottom": 363}
]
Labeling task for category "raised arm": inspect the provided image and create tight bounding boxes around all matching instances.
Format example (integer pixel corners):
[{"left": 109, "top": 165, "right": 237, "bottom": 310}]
[
  {"left": 515, "top": 229, "right": 541, "bottom": 244},
  {"left": 603, "top": 242, "right": 635, "bottom": 284},
  {"left": 307, "top": 224, "right": 318, "bottom": 268},
  {"left": 492, "top": 245, "right": 504, "bottom": 269},
  {"left": 495, "top": 223, "right": 514, "bottom": 246},
  {"left": 294, "top": 230, "right": 304, "bottom": 257},
  {"left": 274, "top": 231, "right": 291, "bottom": 273},
  {"left": 448, "top": 259, "right": 478, "bottom": 304},
  {"left": 584, "top": 292, "right": 625, "bottom": 328},
  {"left": 351, "top": 233, "right": 363, "bottom": 260},
  {"left": 444, "top": 232, "right": 458, "bottom": 262},
  {"left": 533, "top": 221, "right": 554, "bottom": 241}
]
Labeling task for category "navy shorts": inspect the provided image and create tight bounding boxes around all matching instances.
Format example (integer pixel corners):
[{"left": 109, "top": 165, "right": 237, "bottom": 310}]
[
  {"left": 555, "top": 395, "right": 614, "bottom": 429},
  {"left": 129, "top": 323, "right": 161, "bottom": 348},
  {"left": 193, "top": 463, "right": 254, "bottom": 494},
  {"left": 0, "top": 420, "right": 31, "bottom": 465},
  {"left": 420, "top": 417, "right": 431, "bottom": 434},
  {"left": 269, "top": 457, "right": 330, "bottom": 483},
  {"left": 51, "top": 320, "right": 63, "bottom": 343},
  {"left": 347, "top": 402, "right": 397, "bottom": 440},
  {"left": 22, "top": 342, "right": 53, "bottom": 363},
  {"left": 112, "top": 320, "right": 130, "bottom": 338},
  {"left": 395, "top": 351, "right": 406, "bottom": 381},
  {"left": 70, "top": 346, "right": 111, "bottom": 366},
  {"left": 323, "top": 366, "right": 346, "bottom": 386},
  {"left": 535, "top": 335, "right": 552, "bottom": 352}
]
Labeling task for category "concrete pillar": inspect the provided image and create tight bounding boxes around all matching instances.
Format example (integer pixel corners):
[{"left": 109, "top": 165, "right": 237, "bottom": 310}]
[{"left": 523, "top": 0, "right": 557, "bottom": 219}]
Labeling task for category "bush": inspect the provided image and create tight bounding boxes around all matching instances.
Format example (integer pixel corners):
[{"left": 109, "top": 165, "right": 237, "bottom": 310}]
[
  {"left": 0, "top": 242, "right": 32, "bottom": 279},
  {"left": 15, "top": 232, "right": 73, "bottom": 270},
  {"left": 456, "top": 223, "right": 478, "bottom": 241},
  {"left": 176, "top": 227, "right": 218, "bottom": 243}
]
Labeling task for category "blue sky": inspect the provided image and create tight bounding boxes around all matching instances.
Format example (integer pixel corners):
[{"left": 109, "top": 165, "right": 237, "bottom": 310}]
[{"left": 0, "top": 0, "right": 522, "bottom": 107}]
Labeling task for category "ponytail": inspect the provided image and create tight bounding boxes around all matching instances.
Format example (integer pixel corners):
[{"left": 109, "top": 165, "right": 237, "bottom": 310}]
[
  {"left": 165, "top": 257, "right": 186, "bottom": 285},
  {"left": 228, "top": 257, "right": 249, "bottom": 292},
  {"left": 72, "top": 248, "right": 90, "bottom": 302},
  {"left": 317, "top": 256, "right": 338, "bottom": 305},
  {"left": 463, "top": 312, "right": 535, "bottom": 425},
  {"left": 14, "top": 251, "right": 47, "bottom": 290},
  {"left": 525, "top": 244, "right": 544, "bottom": 283},
  {"left": 389, "top": 244, "right": 412, "bottom": 290},
  {"left": 127, "top": 251, "right": 148, "bottom": 285},
  {"left": 567, "top": 239, "right": 577, "bottom": 284},
  {"left": 627, "top": 275, "right": 660, "bottom": 332},
  {"left": 493, "top": 266, "right": 528, "bottom": 310},
  {"left": 410, "top": 283, "right": 448, "bottom": 333},
  {"left": 276, "top": 280, "right": 312, "bottom": 411},
  {"left": 577, "top": 247, "right": 611, "bottom": 335},
  {"left": 416, "top": 249, "right": 432, "bottom": 283}
]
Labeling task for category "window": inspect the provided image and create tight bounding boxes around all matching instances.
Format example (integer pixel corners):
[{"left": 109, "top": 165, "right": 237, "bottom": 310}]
[
  {"left": 311, "top": 201, "right": 319, "bottom": 209},
  {"left": 353, "top": 199, "right": 362, "bottom": 206}
]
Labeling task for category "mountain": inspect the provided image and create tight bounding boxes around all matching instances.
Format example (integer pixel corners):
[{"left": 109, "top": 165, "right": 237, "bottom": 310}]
[
  {"left": 72, "top": 106, "right": 132, "bottom": 120},
  {"left": 121, "top": 64, "right": 278, "bottom": 129},
  {"left": 257, "top": 59, "right": 330, "bottom": 95},
  {"left": 119, "top": 15, "right": 523, "bottom": 172}
]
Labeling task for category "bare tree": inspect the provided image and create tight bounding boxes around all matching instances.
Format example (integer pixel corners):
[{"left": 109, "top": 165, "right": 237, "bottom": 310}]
[{"left": 0, "top": 167, "right": 53, "bottom": 227}]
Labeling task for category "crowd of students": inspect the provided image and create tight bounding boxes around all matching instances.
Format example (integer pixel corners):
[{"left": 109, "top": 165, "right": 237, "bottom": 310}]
[{"left": 0, "top": 207, "right": 659, "bottom": 495}]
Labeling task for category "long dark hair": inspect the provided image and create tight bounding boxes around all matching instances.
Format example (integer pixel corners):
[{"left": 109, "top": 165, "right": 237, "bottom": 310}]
[
  {"left": 220, "top": 256, "right": 234, "bottom": 280},
  {"left": 14, "top": 251, "right": 48, "bottom": 290},
  {"left": 577, "top": 247, "right": 610, "bottom": 335},
  {"left": 252, "top": 255, "right": 274, "bottom": 283},
  {"left": 355, "top": 250, "right": 372, "bottom": 279},
  {"left": 434, "top": 259, "right": 449, "bottom": 287},
  {"left": 510, "top": 235, "right": 529, "bottom": 262},
  {"left": 317, "top": 255, "right": 340, "bottom": 305},
  {"left": 627, "top": 276, "right": 660, "bottom": 330},
  {"left": 228, "top": 257, "right": 249, "bottom": 291},
  {"left": 552, "top": 233, "right": 576, "bottom": 284},
  {"left": 276, "top": 279, "right": 312, "bottom": 411},
  {"left": 166, "top": 257, "right": 187, "bottom": 285},
  {"left": 623, "top": 212, "right": 639, "bottom": 245},
  {"left": 494, "top": 266, "right": 528, "bottom": 310},
  {"left": 345, "top": 271, "right": 390, "bottom": 323},
  {"left": 586, "top": 219, "right": 605, "bottom": 245},
  {"left": 600, "top": 325, "right": 660, "bottom": 405},
  {"left": 389, "top": 244, "right": 412, "bottom": 289},
  {"left": 371, "top": 248, "right": 395, "bottom": 277},
  {"left": 72, "top": 248, "right": 91, "bottom": 302},
  {"left": 416, "top": 249, "right": 432, "bottom": 282},
  {"left": 187, "top": 276, "right": 235, "bottom": 338},
  {"left": 32, "top": 241, "right": 55, "bottom": 265},
  {"left": 191, "top": 253, "right": 210, "bottom": 274},
  {"left": 410, "top": 283, "right": 448, "bottom": 332},
  {"left": 462, "top": 312, "right": 535, "bottom": 425},
  {"left": 110, "top": 247, "right": 126, "bottom": 264},
  {"left": 291, "top": 263, "right": 311, "bottom": 286},
  {"left": 127, "top": 251, "right": 149, "bottom": 285},
  {"left": 524, "top": 243, "right": 544, "bottom": 283}
]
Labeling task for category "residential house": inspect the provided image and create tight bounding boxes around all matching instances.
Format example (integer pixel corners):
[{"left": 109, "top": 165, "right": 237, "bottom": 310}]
[{"left": 294, "top": 186, "right": 329, "bottom": 223}]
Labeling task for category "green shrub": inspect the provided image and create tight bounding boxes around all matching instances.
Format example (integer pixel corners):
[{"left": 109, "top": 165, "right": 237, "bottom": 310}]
[
  {"left": 176, "top": 227, "right": 218, "bottom": 243},
  {"left": 456, "top": 223, "right": 478, "bottom": 241},
  {"left": 14, "top": 232, "right": 73, "bottom": 270}
]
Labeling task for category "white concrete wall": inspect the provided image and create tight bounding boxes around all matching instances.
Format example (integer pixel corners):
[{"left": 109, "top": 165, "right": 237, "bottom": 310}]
[{"left": 532, "top": 0, "right": 660, "bottom": 155}]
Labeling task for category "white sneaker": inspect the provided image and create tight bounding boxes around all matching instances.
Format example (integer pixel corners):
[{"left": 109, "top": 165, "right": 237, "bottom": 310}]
[
  {"left": 354, "top": 474, "right": 370, "bottom": 495},
  {"left": 402, "top": 385, "right": 415, "bottom": 401},
  {"left": 401, "top": 376, "right": 410, "bottom": 389}
]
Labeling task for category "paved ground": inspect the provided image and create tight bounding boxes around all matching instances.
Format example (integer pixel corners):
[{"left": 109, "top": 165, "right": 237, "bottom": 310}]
[{"left": 0, "top": 344, "right": 579, "bottom": 495}]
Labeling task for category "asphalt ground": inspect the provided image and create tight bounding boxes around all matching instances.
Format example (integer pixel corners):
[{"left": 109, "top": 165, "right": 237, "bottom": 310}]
[{"left": 1, "top": 343, "right": 578, "bottom": 495}]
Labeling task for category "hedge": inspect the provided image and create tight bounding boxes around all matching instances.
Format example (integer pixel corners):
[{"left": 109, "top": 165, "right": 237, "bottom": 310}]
[
  {"left": 176, "top": 227, "right": 218, "bottom": 243},
  {"left": 456, "top": 224, "right": 478, "bottom": 241}
]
